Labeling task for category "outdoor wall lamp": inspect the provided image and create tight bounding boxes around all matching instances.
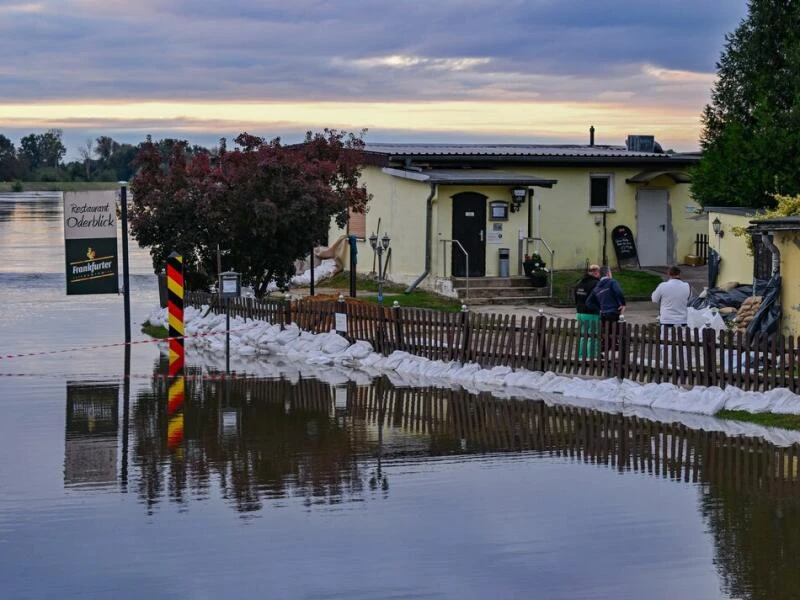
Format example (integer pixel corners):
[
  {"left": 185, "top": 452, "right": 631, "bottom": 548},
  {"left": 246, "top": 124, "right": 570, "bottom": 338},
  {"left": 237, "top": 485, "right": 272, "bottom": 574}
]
[
  {"left": 510, "top": 187, "right": 527, "bottom": 213},
  {"left": 369, "top": 231, "right": 391, "bottom": 304},
  {"left": 712, "top": 217, "right": 725, "bottom": 238}
]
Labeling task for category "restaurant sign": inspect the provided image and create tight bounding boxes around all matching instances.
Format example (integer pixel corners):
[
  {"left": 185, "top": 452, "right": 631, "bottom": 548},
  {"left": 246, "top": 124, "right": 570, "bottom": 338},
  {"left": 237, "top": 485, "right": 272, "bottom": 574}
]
[{"left": 63, "top": 191, "right": 119, "bottom": 295}]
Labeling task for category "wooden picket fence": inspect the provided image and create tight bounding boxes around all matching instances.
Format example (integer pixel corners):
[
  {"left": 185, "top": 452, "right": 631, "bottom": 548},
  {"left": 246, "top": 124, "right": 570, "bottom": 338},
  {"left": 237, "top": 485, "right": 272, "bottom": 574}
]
[
  {"left": 185, "top": 292, "right": 799, "bottom": 393},
  {"left": 349, "top": 381, "right": 800, "bottom": 492},
  {"left": 694, "top": 233, "right": 709, "bottom": 264}
]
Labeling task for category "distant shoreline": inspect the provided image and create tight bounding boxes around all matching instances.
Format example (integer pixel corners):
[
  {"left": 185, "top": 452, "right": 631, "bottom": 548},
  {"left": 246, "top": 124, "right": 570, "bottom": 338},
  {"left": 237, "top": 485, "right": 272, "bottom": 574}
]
[{"left": 0, "top": 182, "right": 120, "bottom": 192}]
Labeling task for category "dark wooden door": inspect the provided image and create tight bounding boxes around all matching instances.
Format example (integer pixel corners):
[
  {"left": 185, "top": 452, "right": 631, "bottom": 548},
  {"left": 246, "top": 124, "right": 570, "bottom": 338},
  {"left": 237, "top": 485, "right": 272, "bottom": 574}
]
[{"left": 452, "top": 192, "right": 486, "bottom": 277}]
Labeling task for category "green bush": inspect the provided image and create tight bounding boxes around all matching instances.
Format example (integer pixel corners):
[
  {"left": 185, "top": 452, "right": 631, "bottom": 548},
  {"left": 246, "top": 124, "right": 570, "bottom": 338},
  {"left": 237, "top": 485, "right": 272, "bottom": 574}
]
[
  {"left": 10, "top": 180, "right": 23, "bottom": 192},
  {"left": 185, "top": 271, "right": 214, "bottom": 292}
]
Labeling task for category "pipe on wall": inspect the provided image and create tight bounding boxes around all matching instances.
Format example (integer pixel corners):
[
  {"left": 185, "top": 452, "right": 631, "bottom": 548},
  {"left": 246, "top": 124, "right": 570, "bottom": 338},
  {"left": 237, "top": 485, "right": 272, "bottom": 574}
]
[
  {"left": 762, "top": 232, "right": 781, "bottom": 276},
  {"left": 405, "top": 183, "right": 437, "bottom": 293}
]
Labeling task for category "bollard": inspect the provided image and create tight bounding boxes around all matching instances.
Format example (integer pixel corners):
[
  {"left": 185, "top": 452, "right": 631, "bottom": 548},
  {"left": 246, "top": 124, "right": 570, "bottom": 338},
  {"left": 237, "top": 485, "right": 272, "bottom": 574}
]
[
  {"left": 166, "top": 252, "right": 185, "bottom": 374},
  {"left": 165, "top": 251, "right": 185, "bottom": 453}
]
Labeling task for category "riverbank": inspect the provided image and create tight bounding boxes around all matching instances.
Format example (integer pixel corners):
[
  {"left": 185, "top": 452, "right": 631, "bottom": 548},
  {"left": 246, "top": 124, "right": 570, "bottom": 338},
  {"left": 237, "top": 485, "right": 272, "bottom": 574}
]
[{"left": 0, "top": 181, "right": 120, "bottom": 192}]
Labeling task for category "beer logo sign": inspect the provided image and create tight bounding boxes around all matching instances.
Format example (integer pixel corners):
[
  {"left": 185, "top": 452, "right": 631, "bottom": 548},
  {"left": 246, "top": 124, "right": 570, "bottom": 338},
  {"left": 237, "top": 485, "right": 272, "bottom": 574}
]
[{"left": 69, "top": 246, "right": 115, "bottom": 284}]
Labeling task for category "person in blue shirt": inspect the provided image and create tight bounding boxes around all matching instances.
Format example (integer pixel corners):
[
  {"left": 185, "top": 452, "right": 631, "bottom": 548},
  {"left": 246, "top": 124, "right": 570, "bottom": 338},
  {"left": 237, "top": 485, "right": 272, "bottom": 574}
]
[{"left": 586, "top": 266, "right": 626, "bottom": 353}]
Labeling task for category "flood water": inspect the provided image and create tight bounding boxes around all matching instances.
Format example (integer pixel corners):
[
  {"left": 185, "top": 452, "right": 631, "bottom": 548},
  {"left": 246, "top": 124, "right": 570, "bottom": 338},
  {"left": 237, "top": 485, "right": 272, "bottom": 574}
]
[{"left": 1, "top": 192, "right": 800, "bottom": 599}]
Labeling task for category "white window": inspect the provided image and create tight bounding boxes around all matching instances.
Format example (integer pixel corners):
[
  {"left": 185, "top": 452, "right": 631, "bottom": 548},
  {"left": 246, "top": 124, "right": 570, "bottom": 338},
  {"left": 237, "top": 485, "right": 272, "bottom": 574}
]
[{"left": 589, "top": 174, "right": 614, "bottom": 211}]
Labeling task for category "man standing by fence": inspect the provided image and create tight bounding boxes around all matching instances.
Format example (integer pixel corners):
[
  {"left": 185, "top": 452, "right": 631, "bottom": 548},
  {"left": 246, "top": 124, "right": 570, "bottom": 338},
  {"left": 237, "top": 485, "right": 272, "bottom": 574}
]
[
  {"left": 575, "top": 264, "right": 600, "bottom": 357},
  {"left": 586, "top": 266, "right": 626, "bottom": 354},
  {"left": 651, "top": 266, "right": 690, "bottom": 328}
]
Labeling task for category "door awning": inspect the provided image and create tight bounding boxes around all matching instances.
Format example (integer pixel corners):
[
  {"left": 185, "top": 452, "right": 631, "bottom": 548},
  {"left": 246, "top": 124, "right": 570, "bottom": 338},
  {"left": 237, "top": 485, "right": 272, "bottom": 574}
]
[
  {"left": 383, "top": 167, "right": 557, "bottom": 188},
  {"left": 626, "top": 170, "right": 691, "bottom": 184}
]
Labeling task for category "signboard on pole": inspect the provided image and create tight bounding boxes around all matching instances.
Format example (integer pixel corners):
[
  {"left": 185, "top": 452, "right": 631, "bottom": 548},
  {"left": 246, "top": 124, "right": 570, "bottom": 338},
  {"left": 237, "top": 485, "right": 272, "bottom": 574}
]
[{"left": 63, "top": 191, "right": 119, "bottom": 295}]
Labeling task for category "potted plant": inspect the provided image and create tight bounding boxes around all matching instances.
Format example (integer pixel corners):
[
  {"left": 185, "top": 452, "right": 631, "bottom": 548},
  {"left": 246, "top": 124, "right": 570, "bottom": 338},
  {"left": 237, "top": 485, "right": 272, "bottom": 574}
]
[{"left": 523, "top": 253, "right": 548, "bottom": 287}]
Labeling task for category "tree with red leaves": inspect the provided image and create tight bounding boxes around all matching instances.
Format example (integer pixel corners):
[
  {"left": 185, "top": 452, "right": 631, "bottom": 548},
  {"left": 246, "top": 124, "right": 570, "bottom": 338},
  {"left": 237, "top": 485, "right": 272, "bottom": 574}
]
[{"left": 130, "top": 130, "right": 370, "bottom": 296}]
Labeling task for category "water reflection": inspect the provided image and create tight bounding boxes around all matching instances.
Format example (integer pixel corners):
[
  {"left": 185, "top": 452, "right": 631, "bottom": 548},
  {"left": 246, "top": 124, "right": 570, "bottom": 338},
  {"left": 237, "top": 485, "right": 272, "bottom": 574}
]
[
  {"left": 64, "top": 382, "right": 118, "bottom": 487},
  {"left": 63, "top": 363, "right": 798, "bottom": 598},
  {"left": 113, "top": 362, "right": 800, "bottom": 512}
]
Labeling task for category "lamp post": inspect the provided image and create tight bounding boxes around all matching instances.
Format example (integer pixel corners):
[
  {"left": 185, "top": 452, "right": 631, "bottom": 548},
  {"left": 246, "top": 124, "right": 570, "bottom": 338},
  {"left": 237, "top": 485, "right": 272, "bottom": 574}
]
[
  {"left": 712, "top": 217, "right": 724, "bottom": 238},
  {"left": 369, "top": 231, "right": 391, "bottom": 305}
]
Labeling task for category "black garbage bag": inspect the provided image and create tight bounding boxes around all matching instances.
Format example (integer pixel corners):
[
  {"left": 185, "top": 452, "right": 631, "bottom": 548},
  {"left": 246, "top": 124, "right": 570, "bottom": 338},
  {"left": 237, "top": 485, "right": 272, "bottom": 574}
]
[
  {"left": 707, "top": 248, "right": 721, "bottom": 289},
  {"left": 746, "top": 274, "right": 782, "bottom": 341},
  {"left": 752, "top": 277, "right": 770, "bottom": 296},
  {"left": 690, "top": 284, "right": 754, "bottom": 310}
]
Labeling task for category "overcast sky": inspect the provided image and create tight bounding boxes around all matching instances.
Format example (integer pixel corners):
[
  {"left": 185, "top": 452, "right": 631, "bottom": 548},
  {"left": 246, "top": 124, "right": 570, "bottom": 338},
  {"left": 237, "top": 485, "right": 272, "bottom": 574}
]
[{"left": 0, "top": 1, "right": 748, "bottom": 158}]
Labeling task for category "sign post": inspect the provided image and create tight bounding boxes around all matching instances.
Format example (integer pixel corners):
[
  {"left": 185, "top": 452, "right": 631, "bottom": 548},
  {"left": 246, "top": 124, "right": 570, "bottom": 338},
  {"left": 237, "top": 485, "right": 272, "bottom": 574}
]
[
  {"left": 219, "top": 271, "right": 241, "bottom": 374},
  {"left": 63, "top": 191, "right": 118, "bottom": 296},
  {"left": 119, "top": 183, "right": 131, "bottom": 343}
]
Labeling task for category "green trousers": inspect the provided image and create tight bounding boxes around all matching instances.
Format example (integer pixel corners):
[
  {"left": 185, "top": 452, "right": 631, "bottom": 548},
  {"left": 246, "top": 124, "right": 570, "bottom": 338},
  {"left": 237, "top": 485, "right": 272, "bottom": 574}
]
[{"left": 577, "top": 313, "right": 600, "bottom": 358}]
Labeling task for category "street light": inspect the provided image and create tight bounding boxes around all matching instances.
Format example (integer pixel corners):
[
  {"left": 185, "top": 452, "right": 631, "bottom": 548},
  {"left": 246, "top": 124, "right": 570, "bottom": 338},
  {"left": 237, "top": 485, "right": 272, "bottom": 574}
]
[{"left": 369, "top": 231, "right": 391, "bottom": 304}]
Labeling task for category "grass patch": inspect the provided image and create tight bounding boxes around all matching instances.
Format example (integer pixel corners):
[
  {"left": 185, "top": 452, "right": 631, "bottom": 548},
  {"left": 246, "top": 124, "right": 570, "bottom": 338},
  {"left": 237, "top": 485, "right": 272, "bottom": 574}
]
[
  {"left": 308, "top": 271, "right": 463, "bottom": 311},
  {"left": 0, "top": 181, "right": 121, "bottom": 192},
  {"left": 716, "top": 410, "right": 800, "bottom": 431},
  {"left": 317, "top": 269, "right": 660, "bottom": 310},
  {"left": 141, "top": 321, "right": 168, "bottom": 339},
  {"left": 550, "top": 269, "right": 662, "bottom": 305}
]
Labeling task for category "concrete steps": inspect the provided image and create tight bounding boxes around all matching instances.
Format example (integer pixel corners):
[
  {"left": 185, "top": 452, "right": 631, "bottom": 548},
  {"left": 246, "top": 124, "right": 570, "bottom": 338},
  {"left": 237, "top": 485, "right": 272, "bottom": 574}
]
[{"left": 451, "top": 276, "right": 550, "bottom": 305}]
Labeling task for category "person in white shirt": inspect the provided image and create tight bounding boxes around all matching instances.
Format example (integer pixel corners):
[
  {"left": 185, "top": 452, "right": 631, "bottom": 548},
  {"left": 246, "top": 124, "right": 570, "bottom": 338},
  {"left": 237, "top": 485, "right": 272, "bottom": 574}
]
[{"left": 651, "top": 265, "right": 691, "bottom": 326}]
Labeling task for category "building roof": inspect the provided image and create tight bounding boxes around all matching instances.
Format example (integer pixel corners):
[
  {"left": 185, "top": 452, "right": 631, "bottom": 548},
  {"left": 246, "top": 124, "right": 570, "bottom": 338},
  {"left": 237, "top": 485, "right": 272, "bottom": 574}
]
[
  {"left": 382, "top": 167, "right": 557, "bottom": 188},
  {"left": 363, "top": 143, "right": 700, "bottom": 167},
  {"left": 749, "top": 216, "right": 800, "bottom": 231},
  {"left": 705, "top": 206, "right": 764, "bottom": 217}
]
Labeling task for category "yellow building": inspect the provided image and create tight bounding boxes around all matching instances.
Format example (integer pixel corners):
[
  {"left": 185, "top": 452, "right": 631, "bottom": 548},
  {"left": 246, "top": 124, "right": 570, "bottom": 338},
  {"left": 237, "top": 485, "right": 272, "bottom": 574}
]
[
  {"left": 705, "top": 208, "right": 763, "bottom": 287},
  {"left": 331, "top": 135, "right": 704, "bottom": 297}
]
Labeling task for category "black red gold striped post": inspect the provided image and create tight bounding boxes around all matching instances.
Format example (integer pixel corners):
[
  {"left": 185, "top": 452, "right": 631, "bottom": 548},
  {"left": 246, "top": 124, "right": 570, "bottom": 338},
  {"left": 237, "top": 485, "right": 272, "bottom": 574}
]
[
  {"left": 166, "top": 252, "right": 184, "bottom": 373},
  {"left": 167, "top": 373, "right": 185, "bottom": 452},
  {"left": 166, "top": 251, "right": 185, "bottom": 454}
]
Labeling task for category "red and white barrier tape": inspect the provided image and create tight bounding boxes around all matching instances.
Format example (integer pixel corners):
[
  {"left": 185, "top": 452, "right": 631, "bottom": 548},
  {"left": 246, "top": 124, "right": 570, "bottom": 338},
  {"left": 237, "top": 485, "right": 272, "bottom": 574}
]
[
  {"left": 0, "top": 370, "right": 270, "bottom": 381},
  {"left": 0, "top": 324, "right": 255, "bottom": 361}
]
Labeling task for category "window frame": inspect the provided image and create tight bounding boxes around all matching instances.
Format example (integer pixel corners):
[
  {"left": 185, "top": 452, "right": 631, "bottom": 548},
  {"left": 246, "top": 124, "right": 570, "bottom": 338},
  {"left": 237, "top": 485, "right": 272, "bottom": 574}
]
[
  {"left": 589, "top": 173, "right": 615, "bottom": 212},
  {"left": 347, "top": 207, "right": 366, "bottom": 240}
]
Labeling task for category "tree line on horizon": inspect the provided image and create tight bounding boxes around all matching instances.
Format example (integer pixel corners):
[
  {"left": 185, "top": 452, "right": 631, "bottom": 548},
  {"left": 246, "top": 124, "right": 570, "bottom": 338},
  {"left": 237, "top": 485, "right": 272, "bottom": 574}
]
[{"left": 0, "top": 129, "right": 215, "bottom": 185}]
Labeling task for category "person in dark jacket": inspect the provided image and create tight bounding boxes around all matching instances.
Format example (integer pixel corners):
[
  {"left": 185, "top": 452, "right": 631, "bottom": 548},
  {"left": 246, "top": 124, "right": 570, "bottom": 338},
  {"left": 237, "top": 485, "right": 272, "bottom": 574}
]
[
  {"left": 574, "top": 264, "right": 600, "bottom": 358},
  {"left": 586, "top": 266, "right": 626, "bottom": 353}
]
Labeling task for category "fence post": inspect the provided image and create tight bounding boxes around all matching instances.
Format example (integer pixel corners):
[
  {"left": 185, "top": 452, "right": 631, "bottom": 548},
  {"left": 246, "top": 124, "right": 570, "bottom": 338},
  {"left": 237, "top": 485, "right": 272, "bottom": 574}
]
[
  {"left": 393, "top": 304, "right": 403, "bottom": 353},
  {"left": 702, "top": 327, "right": 716, "bottom": 387},
  {"left": 459, "top": 305, "right": 471, "bottom": 363},
  {"left": 283, "top": 298, "right": 292, "bottom": 329},
  {"left": 617, "top": 320, "right": 629, "bottom": 380},
  {"left": 533, "top": 314, "right": 547, "bottom": 372},
  {"left": 335, "top": 294, "right": 348, "bottom": 339}
]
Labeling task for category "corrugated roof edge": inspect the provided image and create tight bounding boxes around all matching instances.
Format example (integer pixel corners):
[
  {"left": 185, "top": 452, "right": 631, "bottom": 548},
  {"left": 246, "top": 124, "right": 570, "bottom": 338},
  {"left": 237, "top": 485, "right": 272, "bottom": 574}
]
[
  {"left": 704, "top": 206, "right": 764, "bottom": 216},
  {"left": 362, "top": 143, "right": 700, "bottom": 161}
]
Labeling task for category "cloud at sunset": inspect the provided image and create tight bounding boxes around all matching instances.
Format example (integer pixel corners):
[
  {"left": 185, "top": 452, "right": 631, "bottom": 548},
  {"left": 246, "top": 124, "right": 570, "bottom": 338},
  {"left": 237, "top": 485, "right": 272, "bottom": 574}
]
[{"left": 0, "top": 0, "right": 748, "bottom": 155}]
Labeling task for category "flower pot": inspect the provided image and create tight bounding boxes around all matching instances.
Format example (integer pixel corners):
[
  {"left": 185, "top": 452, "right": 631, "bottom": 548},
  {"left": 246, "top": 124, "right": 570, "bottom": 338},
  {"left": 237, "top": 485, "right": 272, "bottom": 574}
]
[
  {"left": 528, "top": 273, "right": 548, "bottom": 288},
  {"left": 523, "top": 261, "right": 536, "bottom": 277}
]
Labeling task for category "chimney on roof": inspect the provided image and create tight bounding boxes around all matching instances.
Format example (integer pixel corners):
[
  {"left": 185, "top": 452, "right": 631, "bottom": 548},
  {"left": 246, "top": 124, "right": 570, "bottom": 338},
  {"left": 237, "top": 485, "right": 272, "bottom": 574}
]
[{"left": 589, "top": 125, "right": 595, "bottom": 147}]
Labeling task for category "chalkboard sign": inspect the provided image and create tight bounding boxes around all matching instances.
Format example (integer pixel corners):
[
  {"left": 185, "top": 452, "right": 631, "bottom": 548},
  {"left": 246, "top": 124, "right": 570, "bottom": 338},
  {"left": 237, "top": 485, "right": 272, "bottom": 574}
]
[{"left": 611, "top": 225, "right": 640, "bottom": 267}]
